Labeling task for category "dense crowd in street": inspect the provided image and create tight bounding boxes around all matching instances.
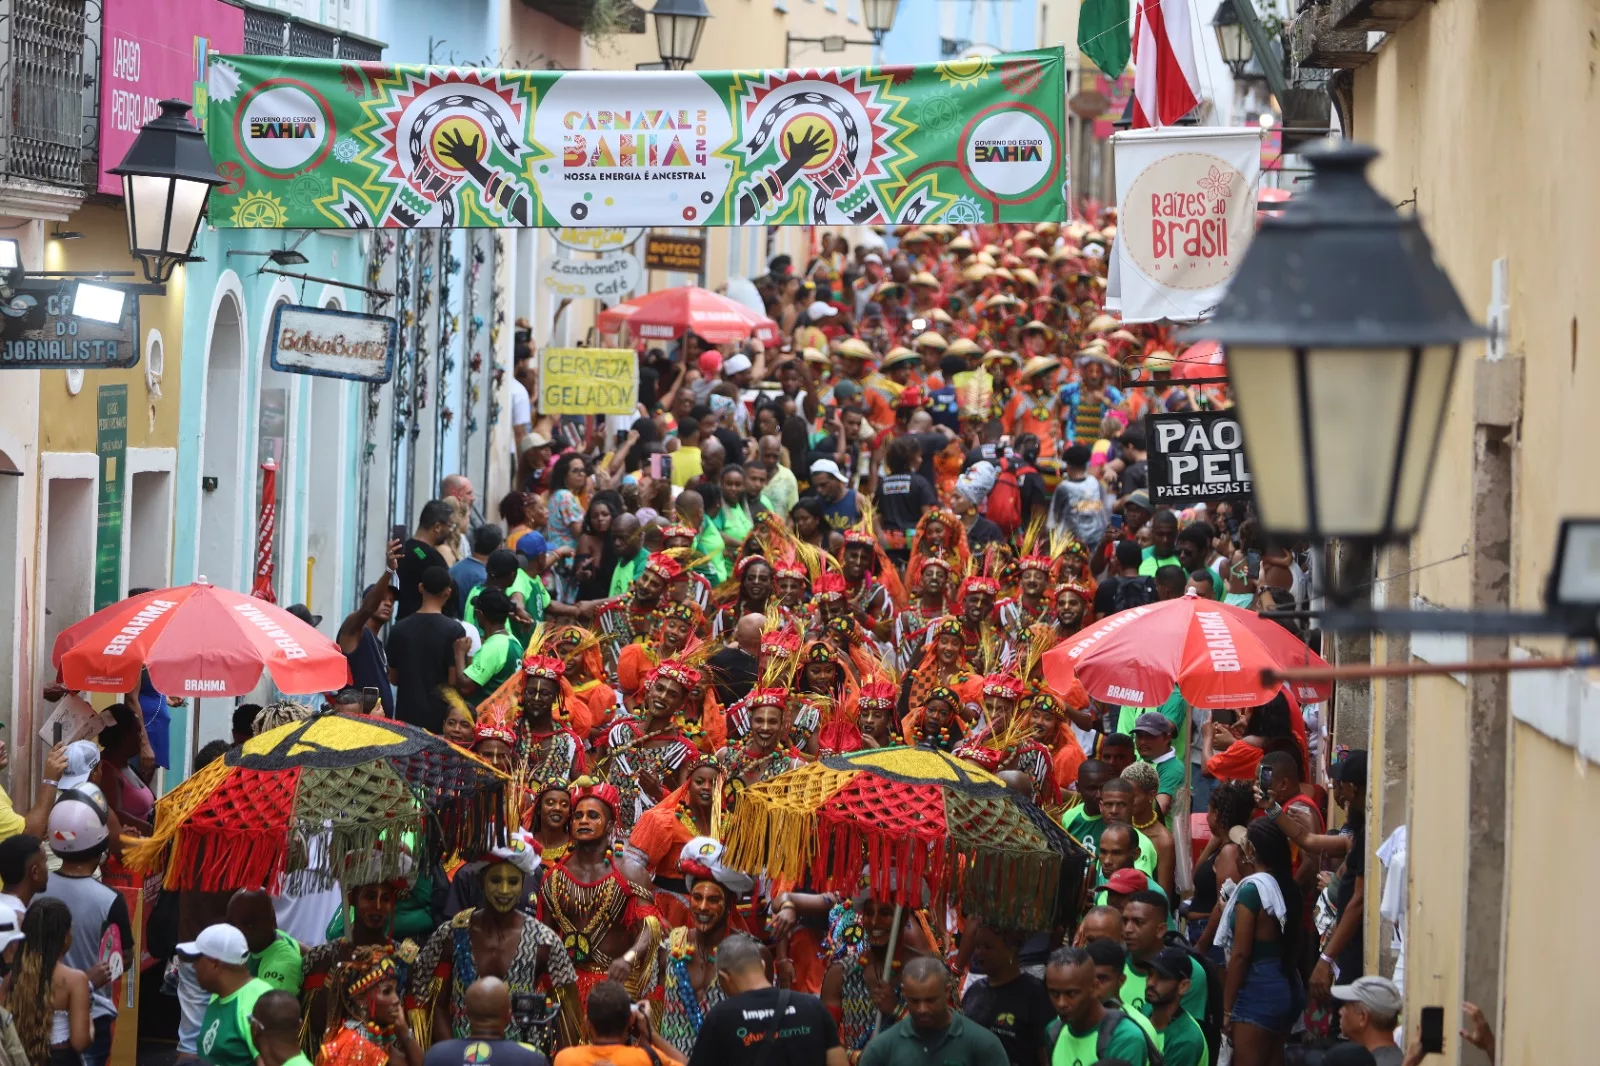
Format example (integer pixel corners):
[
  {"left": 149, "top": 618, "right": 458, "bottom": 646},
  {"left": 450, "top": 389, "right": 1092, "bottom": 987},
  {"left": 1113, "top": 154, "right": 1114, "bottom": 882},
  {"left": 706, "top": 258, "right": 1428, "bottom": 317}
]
[{"left": 0, "top": 221, "right": 1472, "bottom": 1066}]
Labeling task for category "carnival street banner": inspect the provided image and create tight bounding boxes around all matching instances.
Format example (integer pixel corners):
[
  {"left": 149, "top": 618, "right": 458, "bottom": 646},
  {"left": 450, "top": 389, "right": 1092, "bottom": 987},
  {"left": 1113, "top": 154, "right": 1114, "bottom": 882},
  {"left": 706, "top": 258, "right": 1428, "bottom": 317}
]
[
  {"left": 204, "top": 48, "right": 1067, "bottom": 229},
  {"left": 1111, "top": 127, "right": 1261, "bottom": 323}
]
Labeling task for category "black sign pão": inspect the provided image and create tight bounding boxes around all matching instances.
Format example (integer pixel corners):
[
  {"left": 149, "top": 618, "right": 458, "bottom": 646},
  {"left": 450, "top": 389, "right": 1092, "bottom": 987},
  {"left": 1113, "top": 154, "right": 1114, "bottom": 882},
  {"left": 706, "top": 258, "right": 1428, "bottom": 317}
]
[{"left": 1146, "top": 410, "right": 1253, "bottom": 504}]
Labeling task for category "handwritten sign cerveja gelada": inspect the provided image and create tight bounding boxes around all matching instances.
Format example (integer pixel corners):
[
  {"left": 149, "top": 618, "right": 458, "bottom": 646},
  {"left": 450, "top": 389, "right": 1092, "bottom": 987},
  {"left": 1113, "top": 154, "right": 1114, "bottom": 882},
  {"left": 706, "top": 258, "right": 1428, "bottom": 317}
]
[{"left": 539, "top": 348, "right": 638, "bottom": 415}]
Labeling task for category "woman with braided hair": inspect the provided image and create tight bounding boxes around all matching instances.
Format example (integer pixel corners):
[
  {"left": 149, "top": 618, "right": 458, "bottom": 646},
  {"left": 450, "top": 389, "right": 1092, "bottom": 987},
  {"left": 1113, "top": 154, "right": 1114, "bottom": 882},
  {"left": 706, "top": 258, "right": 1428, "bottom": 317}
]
[
  {"left": 315, "top": 946, "right": 422, "bottom": 1066},
  {"left": 3, "top": 897, "right": 90, "bottom": 1066}
]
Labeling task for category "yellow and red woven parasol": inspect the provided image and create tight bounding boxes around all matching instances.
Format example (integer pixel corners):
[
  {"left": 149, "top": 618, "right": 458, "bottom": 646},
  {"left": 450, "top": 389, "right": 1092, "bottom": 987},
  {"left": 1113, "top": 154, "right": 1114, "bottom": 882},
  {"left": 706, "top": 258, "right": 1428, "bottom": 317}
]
[
  {"left": 723, "top": 746, "right": 1090, "bottom": 928},
  {"left": 125, "top": 713, "right": 509, "bottom": 893}
]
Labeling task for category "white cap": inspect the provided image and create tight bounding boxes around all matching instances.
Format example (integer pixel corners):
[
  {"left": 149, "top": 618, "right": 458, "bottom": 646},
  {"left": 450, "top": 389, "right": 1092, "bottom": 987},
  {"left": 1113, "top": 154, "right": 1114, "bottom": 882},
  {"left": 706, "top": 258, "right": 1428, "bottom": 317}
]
[
  {"left": 809, "top": 458, "right": 845, "bottom": 483},
  {"left": 723, "top": 353, "right": 752, "bottom": 376},
  {"left": 863, "top": 252, "right": 883, "bottom": 264},
  {"left": 0, "top": 909, "right": 21, "bottom": 953},
  {"left": 807, "top": 301, "right": 836, "bottom": 322},
  {"left": 56, "top": 739, "right": 101, "bottom": 791},
  {"left": 176, "top": 923, "right": 250, "bottom": 965}
]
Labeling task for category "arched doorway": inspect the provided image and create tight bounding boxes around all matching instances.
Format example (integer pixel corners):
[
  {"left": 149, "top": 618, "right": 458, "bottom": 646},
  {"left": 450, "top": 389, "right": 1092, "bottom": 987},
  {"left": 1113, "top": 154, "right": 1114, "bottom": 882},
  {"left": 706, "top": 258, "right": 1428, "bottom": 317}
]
[
  {"left": 198, "top": 293, "right": 245, "bottom": 589},
  {"left": 304, "top": 298, "right": 349, "bottom": 632}
]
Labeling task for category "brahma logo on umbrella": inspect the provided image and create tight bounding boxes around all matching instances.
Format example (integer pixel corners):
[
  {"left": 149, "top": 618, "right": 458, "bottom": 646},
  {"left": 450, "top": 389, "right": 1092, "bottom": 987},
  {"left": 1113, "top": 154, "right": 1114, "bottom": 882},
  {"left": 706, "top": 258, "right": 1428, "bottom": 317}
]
[
  {"left": 101, "top": 599, "right": 178, "bottom": 656},
  {"left": 232, "top": 602, "right": 309, "bottom": 659}
]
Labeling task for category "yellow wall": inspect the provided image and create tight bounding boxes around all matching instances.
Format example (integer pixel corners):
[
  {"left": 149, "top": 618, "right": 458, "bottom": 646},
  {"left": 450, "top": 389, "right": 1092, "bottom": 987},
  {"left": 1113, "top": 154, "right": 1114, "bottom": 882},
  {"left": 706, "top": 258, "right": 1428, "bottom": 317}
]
[
  {"left": 36, "top": 203, "right": 185, "bottom": 453},
  {"left": 1348, "top": 3, "right": 1600, "bottom": 1061}
]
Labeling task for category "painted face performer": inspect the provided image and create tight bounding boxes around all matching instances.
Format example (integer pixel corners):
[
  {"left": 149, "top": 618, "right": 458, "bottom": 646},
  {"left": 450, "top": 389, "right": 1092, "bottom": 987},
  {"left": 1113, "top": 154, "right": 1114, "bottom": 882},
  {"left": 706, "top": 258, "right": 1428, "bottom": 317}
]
[
  {"left": 818, "top": 673, "right": 898, "bottom": 756},
  {"left": 906, "top": 510, "right": 970, "bottom": 591},
  {"left": 411, "top": 834, "right": 580, "bottom": 1052},
  {"left": 316, "top": 947, "right": 422, "bottom": 1066},
  {"left": 624, "top": 755, "right": 724, "bottom": 928},
  {"left": 820, "top": 895, "right": 924, "bottom": 1054},
  {"left": 659, "top": 837, "right": 755, "bottom": 1059},
  {"left": 616, "top": 599, "right": 703, "bottom": 708},
  {"left": 538, "top": 780, "right": 665, "bottom": 1010},
  {"left": 717, "top": 688, "right": 802, "bottom": 792},
  {"left": 902, "top": 685, "right": 966, "bottom": 752},
  {"left": 597, "top": 653, "right": 706, "bottom": 833},
  {"left": 995, "top": 522, "right": 1064, "bottom": 652},
  {"left": 512, "top": 635, "right": 587, "bottom": 788},
  {"left": 593, "top": 550, "right": 679, "bottom": 674},
  {"left": 711, "top": 555, "right": 776, "bottom": 639},
  {"left": 900, "top": 616, "right": 981, "bottom": 724},
  {"left": 840, "top": 504, "right": 905, "bottom": 644},
  {"left": 551, "top": 626, "right": 616, "bottom": 741},
  {"left": 892, "top": 555, "right": 953, "bottom": 671}
]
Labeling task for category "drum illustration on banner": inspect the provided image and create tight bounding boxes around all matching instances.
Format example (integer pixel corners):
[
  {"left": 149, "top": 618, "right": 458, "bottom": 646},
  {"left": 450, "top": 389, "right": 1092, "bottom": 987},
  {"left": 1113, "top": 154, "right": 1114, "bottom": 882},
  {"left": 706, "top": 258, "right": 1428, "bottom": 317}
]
[{"left": 204, "top": 49, "right": 1069, "bottom": 229}]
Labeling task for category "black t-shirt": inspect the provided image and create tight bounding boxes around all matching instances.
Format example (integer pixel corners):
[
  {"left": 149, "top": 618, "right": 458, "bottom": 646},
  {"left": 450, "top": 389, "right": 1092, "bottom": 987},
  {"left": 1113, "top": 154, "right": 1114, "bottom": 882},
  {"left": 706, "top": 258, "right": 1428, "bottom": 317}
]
[
  {"left": 708, "top": 646, "right": 759, "bottom": 708},
  {"left": 714, "top": 425, "right": 747, "bottom": 467},
  {"left": 423, "top": 1038, "right": 547, "bottom": 1066},
  {"left": 1335, "top": 818, "right": 1366, "bottom": 978},
  {"left": 964, "top": 516, "right": 1005, "bottom": 551},
  {"left": 690, "top": 987, "right": 841, "bottom": 1066},
  {"left": 386, "top": 612, "right": 466, "bottom": 733},
  {"left": 960, "top": 974, "right": 1056, "bottom": 1066},
  {"left": 345, "top": 627, "right": 394, "bottom": 714},
  {"left": 396, "top": 539, "right": 459, "bottom": 620},
  {"left": 1016, "top": 466, "right": 1049, "bottom": 525},
  {"left": 875, "top": 472, "right": 937, "bottom": 535}
]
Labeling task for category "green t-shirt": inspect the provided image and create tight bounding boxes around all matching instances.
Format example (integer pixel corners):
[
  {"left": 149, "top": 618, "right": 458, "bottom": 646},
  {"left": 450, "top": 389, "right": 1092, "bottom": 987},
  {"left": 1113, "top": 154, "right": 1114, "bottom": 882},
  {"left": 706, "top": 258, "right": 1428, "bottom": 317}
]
[
  {"left": 1151, "top": 1008, "right": 1209, "bottom": 1066},
  {"left": 248, "top": 929, "right": 303, "bottom": 996},
  {"left": 466, "top": 631, "right": 526, "bottom": 692},
  {"left": 1123, "top": 958, "right": 1208, "bottom": 1030},
  {"left": 609, "top": 548, "right": 650, "bottom": 598},
  {"left": 1116, "top": 689, "right": 1190, "bottom": 762},
  {"left": 199, "top": 977, "right": 272, "bottom": 1066},
  {"left": 1061, "top": 806, "right": 1106, "bottom": 852},
  {"left": 1138, "top": 550, "right": 1180, "bottom": 578},
  {"left": 1050, "top": 1011, "right": 1149, "bottom": 1066},
  {"left": 464, "top": 570, "right": 537, "bottom": 627},
  {"left": 281, "top": 1056, "right": 315, "bottom": 1066},
  {"left": 1151, "top": 751, "right": 1187, "bottom": 802},
  {"left": 861, "top": 1014, "right": 1009, "bottom": 1066},
  {"left": 714, "top": 501, "right": 754, "bottom": 549},
  {"left": 693, "top": 518, "right": 730, "bottom": 583}
]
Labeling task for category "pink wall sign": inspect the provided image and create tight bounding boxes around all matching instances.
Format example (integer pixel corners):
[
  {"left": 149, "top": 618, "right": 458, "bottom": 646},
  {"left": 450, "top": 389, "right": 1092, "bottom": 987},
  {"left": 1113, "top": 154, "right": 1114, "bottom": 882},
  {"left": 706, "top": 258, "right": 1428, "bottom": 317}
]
[{"left": 98, "top": 0, "right": 244, "bottom": 194}]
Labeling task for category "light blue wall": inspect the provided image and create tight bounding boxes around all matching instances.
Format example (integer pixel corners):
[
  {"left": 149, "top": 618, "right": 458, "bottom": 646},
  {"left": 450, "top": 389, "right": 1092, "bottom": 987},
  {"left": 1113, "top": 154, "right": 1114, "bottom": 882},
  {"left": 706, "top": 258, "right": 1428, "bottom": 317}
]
[
  {"left": 878, "top": 0, "right": 1040, "bottom": 66},
  {"left": 376, "top": 0, "right": 495, "bottom": 65}
]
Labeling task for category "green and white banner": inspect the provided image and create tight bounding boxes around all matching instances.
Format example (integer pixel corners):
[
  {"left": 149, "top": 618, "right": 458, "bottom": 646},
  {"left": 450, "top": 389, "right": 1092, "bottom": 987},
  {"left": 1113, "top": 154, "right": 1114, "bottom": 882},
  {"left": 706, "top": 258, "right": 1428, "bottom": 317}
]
[{"left": 204, "top": 48, "right": 1066, "bottom": 230}]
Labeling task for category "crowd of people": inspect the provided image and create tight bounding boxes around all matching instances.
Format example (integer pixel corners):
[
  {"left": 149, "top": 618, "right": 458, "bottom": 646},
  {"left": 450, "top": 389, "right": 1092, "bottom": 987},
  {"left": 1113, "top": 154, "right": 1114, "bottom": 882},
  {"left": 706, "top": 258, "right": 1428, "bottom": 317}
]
[{"left": 0, "top": 221, "right": 1464, "bottom": 1066}]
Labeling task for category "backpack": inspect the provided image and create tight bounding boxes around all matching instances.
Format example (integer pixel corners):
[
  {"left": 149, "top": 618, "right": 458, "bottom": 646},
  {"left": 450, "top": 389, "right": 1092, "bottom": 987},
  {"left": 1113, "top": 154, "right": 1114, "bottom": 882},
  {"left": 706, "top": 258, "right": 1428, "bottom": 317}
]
[
  {"left": 984, "top": 459, "right": 1037, "bottom": 536},
  {"left": 1097, "top": 1008, "right": 1165, "bottom": 1066},
  {"left": 1109, "top": 575, "right": 1158, "bottom": 614},
  {"left": 1163, "top": 930, "right": 1226, "bottom": 1065}
]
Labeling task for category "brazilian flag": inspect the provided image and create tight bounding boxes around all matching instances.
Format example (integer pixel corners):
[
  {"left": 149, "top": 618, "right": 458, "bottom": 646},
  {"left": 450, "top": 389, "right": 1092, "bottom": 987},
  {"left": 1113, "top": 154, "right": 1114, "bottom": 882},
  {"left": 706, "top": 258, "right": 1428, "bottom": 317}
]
[{"left": 1078, "top": 0, "right": 1131, "bottom": 79}]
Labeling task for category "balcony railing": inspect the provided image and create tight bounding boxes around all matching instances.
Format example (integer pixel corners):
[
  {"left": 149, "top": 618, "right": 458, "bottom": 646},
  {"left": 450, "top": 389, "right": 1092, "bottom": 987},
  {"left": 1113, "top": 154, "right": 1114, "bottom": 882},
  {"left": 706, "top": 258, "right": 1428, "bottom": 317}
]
[
  {"left": 242, "top": 2, "right": 385, "bottom": 60},
  {"left": 0, "top": 0, "right": 86, "bottom": 188}
]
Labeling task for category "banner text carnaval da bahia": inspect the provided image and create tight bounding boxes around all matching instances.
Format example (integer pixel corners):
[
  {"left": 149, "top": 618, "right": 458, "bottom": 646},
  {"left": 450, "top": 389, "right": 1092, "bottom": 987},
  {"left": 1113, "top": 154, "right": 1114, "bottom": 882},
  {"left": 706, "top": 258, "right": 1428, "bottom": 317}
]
[{"left": 204, "top": 48, "right": 1067, "bottom": 230}]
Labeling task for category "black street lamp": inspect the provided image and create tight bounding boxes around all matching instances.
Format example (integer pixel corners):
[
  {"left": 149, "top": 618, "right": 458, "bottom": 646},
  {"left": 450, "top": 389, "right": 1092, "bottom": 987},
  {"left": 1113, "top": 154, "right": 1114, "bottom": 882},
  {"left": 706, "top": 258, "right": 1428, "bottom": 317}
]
[
  {"left": 1189, "top": 141, "right": 1488, "bottom": 545},
  {"left": 1212, "top": 0, "right": 1253, "bottom": 80},
  {"left": 110, "top": 100, "right": 227, "bottom": 285},
  {"left": 651, "top": 0, "right": 712, "bottom": 70}
]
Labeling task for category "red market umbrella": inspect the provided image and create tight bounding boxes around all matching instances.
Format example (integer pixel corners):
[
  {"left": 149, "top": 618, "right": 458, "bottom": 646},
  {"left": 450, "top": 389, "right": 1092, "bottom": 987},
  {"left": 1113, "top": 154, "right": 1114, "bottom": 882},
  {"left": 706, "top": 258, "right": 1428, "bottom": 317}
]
[
  {"left": 52, "top": 581, "right": 350, "bottom": 697},
  {"left": 597, "top": 285, "right": 779, "bottom": 344},
  {"left": 1170, "top": 340, "right": 1224, "bottom": 381},
  {"left": 1040, "top": 593, "right": 1332, "bottom": 710}
]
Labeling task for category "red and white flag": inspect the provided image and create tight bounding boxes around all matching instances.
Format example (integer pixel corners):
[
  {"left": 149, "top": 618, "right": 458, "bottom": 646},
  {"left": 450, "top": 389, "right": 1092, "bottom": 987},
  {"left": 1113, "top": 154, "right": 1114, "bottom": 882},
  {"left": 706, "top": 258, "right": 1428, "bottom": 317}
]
[
  {"left": 1132, "top": 0, "right": 1201, "bottom": 128},
  {"left": 252, "top": 458, "right": 277, "bottom": 603}
]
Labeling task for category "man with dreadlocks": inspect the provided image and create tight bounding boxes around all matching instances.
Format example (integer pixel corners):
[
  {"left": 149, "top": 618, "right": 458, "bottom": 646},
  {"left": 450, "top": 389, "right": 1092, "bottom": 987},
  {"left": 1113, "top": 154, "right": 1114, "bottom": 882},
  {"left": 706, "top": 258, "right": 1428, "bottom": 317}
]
[
  {"left": 597, "top": 652, "right": 707, "bottom": 833},
  {"left": 315, "top": 946, "right": 423, "bottom": 1066},
  {"left": 592, "top": 551, "right": 679, "bottom": 675}
]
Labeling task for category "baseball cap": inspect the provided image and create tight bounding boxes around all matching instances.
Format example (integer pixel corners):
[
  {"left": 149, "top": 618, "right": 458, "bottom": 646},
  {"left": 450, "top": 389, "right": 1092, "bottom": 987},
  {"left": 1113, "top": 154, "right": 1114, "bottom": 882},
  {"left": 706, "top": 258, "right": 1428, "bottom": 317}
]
[
  {"left": 1125, "top": 489, "right": 1152, "bottom": 512},
  {"left": 1331, "top": 975, "right": 1403, "bottom": 1017},
  {"left": 863, "top": 252, "right": 883, "bottom": 264},
  {"left": 0, "top": 910, "right": 22, "bottom": 953},
  {"left": 723, "top": 353, "right": 752, "bottom": 376},
  {"left": 286, "top": 603, "right": 323, "bottom": 628},
  {"left": 1149, "top": 946, "right": 1193, "bottom": 980},
  {"left": 807, "top": 301, "right": 837, "bottom": 322},
  {"left": 809, "top": 458, "right": 845, "bottom": 483},
  {"left": 516, "top": 531, "right": 550, "bottom": 559},
  {"left": 1104, "top": 868, "right": 1148, "bottom": 894},
  {"left": 1132, "top": 712, "right": 1175, "bottom": 736},
  {"left": 56, "top": 739, "right": 102, "bottom": 791},
  {"left": 176, "top": 923, "right": 250, "bottom": 966}
]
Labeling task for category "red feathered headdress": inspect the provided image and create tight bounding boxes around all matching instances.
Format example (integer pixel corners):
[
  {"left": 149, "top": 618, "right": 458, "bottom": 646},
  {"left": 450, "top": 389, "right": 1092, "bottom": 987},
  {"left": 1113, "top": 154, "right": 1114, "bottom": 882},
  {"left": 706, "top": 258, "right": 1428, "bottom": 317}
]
[{"left": 571, "top": 778, "right": 622, "bottom": 821}]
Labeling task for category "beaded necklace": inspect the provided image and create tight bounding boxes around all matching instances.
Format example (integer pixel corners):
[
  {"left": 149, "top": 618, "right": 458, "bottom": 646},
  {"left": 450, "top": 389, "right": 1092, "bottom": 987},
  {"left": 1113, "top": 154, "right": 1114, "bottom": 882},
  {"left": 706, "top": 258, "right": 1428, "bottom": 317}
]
[{"left": 542, "top": 859, "right": 629, "bottom": 965}]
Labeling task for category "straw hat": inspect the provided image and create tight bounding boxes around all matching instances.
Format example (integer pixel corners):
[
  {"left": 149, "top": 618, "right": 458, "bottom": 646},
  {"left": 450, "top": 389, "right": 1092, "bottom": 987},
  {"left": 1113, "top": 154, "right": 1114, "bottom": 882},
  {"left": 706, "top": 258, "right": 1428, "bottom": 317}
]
[
  {"left": 991, "top": 267, "right": 1015, "bottom": 282},
  {"left": 1035, "top": 221, "right": 1060, "bottom": 238},
  {"left": 909, "top": 271, "right": 941, "bottom": 288},
  {"left": 1019, "top": 319, "right": 1053, "bottom": 335},
  {"left": 1076, "top": 347, "right": 1119, "bottom": 372},
  {"left": 1012, "top": 228, "right": 1036, "bottom": 244},
  {"left": 1087, "top": 313, "right": 1120, "bottom": 334},
  {"left": 1109, "top": 328, "right": 1140, "bottom": 344},
  {"left": 901, "top": 229, "right": 930, "bottom": 245},
  {"left": 947, "top": 235, "right": 974, "bottom": 252},
  {"left": 1144, "top": 349, "right": 1175, "bottom": 372},
  {"left": 801, "top": 347, "right": 830, "bottom": 365},
  {"left": 929, "top": 307, "right": 954, "bottom": 324},
  {"left": 962, "top": 263, "right": 994, "bottom": 282},
  {"left": 913, "top": 331, "right": 950, "bottom": 350},
  {"left": 835, "top": 337, "right": 874, "bottom": 360},
  {"left": 1024, "top": 247, "right": 1050, "bottom": 262},
  {"left": 1012, "top": 267, "right": 1040, "bottom": 288},
  {"left": 946, "top": 337, "right": 982, "bottom": 358},
  {"left": 982, "top": 349, "right": 1023, "bottom": 367},
  {"left": 1019, "top": 355, "right": 1061, "bottom": 380},
  {"left": 975, "top": 251, "right": 997, "bottom": 267},
  {"left": 882, "top": 346, "right": 920, "bottom": 370}
]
